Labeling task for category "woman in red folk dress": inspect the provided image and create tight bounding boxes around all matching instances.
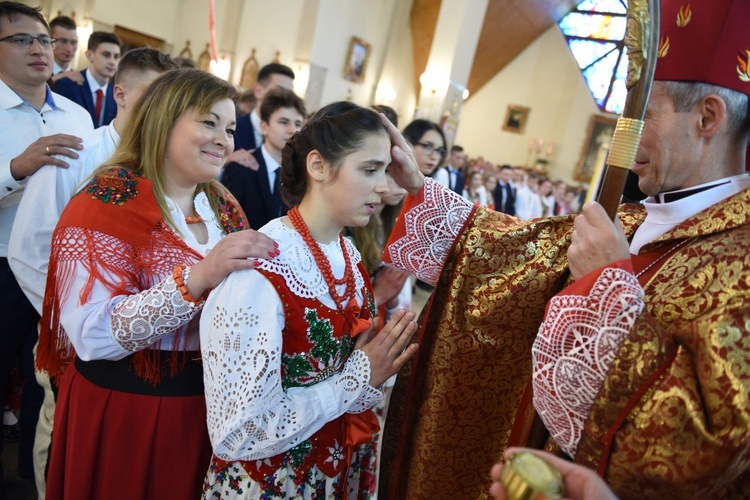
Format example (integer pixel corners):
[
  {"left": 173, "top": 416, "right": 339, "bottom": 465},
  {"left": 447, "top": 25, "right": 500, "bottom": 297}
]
[
  {"left": 200, "top": 101, "right": 419, "bottom": 498},
  {"left": 38, "top": 68, "right": 277, "bottom": 499}
]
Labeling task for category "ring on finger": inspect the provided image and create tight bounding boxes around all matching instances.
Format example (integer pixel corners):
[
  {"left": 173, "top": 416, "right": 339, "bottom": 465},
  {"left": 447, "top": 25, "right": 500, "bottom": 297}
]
[{"left": 45, "top": 146, "right": 50, "bottom": 155}]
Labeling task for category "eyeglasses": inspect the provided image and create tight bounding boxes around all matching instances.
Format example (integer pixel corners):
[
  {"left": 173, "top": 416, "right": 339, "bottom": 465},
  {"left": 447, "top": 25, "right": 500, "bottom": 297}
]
[
  {"left": 416, "top": 142, "right": 447, "bottom": 157},
  {"left": 0, "top": 34, "right": 57, "bottom": 48}
]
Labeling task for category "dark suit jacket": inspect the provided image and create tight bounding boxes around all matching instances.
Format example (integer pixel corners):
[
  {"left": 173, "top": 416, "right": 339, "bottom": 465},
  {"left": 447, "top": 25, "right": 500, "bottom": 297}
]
[
  {"left": 54, "top": 69, "right": 116, "bottom": 128},
  {"left": 447, "top": 167, "right": 465, "bottom": 196},
  {"left": 233, "top": 112, "right": 258, "bottom": 151},
  {"left": 493, "top": 182, "right": 516, "bottom": 215},
  {"left": 222, "top": 148, "right": 286, "bottom": 230}
]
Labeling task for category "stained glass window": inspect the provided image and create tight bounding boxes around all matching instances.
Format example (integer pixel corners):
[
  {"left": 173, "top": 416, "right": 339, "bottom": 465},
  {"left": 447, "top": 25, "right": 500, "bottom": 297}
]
[{"left": 559, "top": 0, "right": 628, "bottom": 114}]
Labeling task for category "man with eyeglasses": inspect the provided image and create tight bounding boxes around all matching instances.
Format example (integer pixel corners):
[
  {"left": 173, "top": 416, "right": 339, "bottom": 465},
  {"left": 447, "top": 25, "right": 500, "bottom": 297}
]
[
  {"left": 48, "top": 16, "right": 83, "bottom": 87},
  {"left": 0, "top": 1, "right": 92, "bottom": 490}
]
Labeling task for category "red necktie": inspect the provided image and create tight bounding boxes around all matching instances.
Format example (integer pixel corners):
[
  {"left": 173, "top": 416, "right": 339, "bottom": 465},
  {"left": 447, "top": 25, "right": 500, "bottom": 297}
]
[{"left": 94, "top": 89, "right": 104, "bottom": 126}]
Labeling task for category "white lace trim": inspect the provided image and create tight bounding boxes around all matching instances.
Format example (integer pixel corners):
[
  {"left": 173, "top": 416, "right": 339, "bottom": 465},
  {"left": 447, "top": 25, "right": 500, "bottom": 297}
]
[
  {"left": 532, "top": 267, "right": 645, "bottom": 457},
  {"left": 256, "top": 219, "right": 365, "bottom": 303},
  {"left": 110, "top": 275, "right": 200, "bottom": 353},
  {"left": 348, "top": 351, "right": 384, "bottom": 413},
  {"left": 201, "top": 270, "right": 382, "bottom": 462},
  {"left": 386, "top": 177, "right": 473, "bottom": 285}
]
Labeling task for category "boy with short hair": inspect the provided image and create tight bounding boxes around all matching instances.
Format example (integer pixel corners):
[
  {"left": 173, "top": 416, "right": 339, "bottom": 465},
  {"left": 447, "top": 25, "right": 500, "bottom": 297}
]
[
  {"left": 223, "top": 86, "right": 306, "bottom": 230},
  {"left": 234, "top": 63, "right": 296, "bottom": 151},
  {"left": 48, "top": 16, "right": 79, "bottom": 83},
  {"left": 54, "top": 31, "right": 121, "bottom": 127}
]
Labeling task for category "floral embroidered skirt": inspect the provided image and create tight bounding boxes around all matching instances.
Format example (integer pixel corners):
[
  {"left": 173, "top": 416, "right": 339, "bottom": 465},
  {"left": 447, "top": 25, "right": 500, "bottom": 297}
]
[{"left": 202, "top": 453, "right": 363, "bottom": 499}]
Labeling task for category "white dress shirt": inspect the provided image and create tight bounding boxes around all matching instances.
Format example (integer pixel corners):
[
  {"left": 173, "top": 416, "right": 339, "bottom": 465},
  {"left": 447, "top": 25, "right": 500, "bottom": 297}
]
[
  {"left": 250, "top": 109, "right": 263, "bottom": 148},
  {"left": 515, "top": 185, "right": 543, "bottom": 220},
  {"left": 52, "top": 61, "right": 72, "bottom": 76},
  {"left": 260, "top": 144, "right": 280, "bottom": 192},
  {"left": 85, "top": 70, "right": 108, "bottom": 125},
  {"left": 432, "top": 166, "right": 450, "bottom": 188},
  {"left": 463, "top": 185, "right": 489, "bottom": 207},
  {"left": 0, "top": 79, "right": 93, "bottom": 257},
  {"left": 631, "top": 174, "right": 750, "bottom": 254},
  {"left": 8, "top": 122, "right": 119, "bottom": 314}
]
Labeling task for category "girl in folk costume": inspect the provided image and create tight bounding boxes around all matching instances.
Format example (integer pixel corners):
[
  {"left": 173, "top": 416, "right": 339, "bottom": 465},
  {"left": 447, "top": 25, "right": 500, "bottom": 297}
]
[
  {"left": 342, "top": 104, "right": 410, "bottom": 499},
  {"left": 347, "top": 158, "right": 411, "bottom": 499},
  {"left": 37, "top": 68, "right": 277, "bottom": 499},
  {"left": 200, "top": 101, "right": 419, "bottom": 498}
]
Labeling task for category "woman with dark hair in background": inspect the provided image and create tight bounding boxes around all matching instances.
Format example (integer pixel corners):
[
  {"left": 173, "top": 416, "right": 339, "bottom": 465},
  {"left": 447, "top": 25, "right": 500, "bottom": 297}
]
[{"left": 400, "top": 119, "right": 447, "bottom": 178}]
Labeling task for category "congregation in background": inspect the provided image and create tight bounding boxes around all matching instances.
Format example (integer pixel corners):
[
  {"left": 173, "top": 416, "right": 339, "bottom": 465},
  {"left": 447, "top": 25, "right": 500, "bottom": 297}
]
[{"left": 424, "top": 141, "right": 587, "bottom": 218}]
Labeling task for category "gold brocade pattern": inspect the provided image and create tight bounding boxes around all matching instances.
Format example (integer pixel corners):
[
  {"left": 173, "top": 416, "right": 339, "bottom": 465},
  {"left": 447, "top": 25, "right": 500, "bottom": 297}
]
[
  {"left": 380, "top": 205, "right": 646, "bottom": 500},
  {"left": 576, "top": 190, "right": 750, "bottom": 499}
]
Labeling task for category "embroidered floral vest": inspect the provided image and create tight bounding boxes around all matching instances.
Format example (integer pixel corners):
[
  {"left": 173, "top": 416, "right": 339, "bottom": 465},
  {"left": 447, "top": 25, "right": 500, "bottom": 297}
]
[{"left": 211, "top": 262, "right": 377, "bottom": 484}]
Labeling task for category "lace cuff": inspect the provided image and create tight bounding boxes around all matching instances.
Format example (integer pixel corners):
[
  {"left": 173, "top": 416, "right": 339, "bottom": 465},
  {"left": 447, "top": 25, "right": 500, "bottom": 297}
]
[
  {"left": 110, "top": 274, "right": 201, "bottom": 353},
  {"left": 532, "top": 267, "right": 645, "bottom": 458},
  {"left": 345, "top": 350, "right": 384, "bottom": 413},
  {"left": 385, "top": 177, "right": 473, "bottom": 286},
  {"left": 203, "top": 269, "right": 385, "bottom": 461}
]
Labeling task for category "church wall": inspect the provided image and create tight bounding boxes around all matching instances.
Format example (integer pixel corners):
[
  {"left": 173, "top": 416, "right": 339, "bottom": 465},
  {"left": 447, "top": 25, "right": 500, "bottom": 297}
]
[
  {"left": 94, "top": 0, "right": 179, "bottom": 46},
  {"left": 457, "top": 25, "right": 604, "bottom": 184},
  {"left": 374, "top": 0, "right": 417, "bottom": 127},
  {"left": 170, "top": 0, "right": 246, "bottom": 72},
  {"left": 221, "top": 0, "right": 307, "bottom": 86},
  {"left": 306, "top": 0, "right": 398, "bottom": 108}
]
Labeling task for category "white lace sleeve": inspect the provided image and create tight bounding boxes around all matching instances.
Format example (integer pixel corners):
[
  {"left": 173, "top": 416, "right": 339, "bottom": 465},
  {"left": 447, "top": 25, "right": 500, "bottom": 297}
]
[
  {"left": 201, "top": 268, "right": 381, "bottom": 462},
  {"left": 532, "top": 267, "right": 645, "bottom": 458},
  {"left": 59, "top": 261, "right": 200, "bottom": 362},
  {"left": 348, "top": 360, "right": 384, "bottom": 413},
  {"left": 109, "top": 273, "right": 200, "bottom": 353},
  {"left": 386, "top": 177, "right": 474, "bottom": 285}
]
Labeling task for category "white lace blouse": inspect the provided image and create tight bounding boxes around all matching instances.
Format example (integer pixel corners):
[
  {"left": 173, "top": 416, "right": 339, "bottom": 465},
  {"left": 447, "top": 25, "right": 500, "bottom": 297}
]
[
  {"left": 200, "top": 219, "right": 383, "bottom": 462},
  {"left": 59, "top": 192, "right": 224, "bottom": 361}
]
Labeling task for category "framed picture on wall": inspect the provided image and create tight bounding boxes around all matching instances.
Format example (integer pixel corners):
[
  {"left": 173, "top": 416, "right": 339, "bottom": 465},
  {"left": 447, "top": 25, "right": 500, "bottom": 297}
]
[
  {"left": 343, "top": 36, "right": 371, "bottom": 83},
  {"left": 501, "top": 105, "right": 530, "bottom": 134},
  {"left": 574, "top": 114, "right": 618, "bottom": 182}
]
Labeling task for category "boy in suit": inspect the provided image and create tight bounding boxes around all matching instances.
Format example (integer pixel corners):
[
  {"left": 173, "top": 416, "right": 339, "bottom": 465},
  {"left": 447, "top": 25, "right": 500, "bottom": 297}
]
[
  {"left": 48, "top": 16, "right": 81, "bottom": 85},
  {"left": 223, "top": 87, "right": 305, "bottom": 230},
  {"left": 54, "top": 31, "right": 120, "bottom": 127},
  {"left": 234, "top": 63, "right": 295, "bottom": 151}
]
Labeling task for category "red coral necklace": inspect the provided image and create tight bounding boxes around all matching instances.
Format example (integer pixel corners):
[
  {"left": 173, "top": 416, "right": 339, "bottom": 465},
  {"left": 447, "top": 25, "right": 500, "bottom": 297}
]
[
  {"left": 288, "top": 206, "right": 370, "bottom": 336},
  {"left": 288, "top": 206, "right": 356, "bottom": 308}
]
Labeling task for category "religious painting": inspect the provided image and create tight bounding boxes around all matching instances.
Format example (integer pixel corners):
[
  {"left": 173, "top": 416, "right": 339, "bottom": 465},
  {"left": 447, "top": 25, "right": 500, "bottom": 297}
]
[
  {"left": 343, "top": 37, "right": 370, "bottom": 83},
  {"left": 501, "top": 105, "right": 530, "bottom": 134},
  {"left": 575, "top": 114, "right": 618, "bottom": 183}
]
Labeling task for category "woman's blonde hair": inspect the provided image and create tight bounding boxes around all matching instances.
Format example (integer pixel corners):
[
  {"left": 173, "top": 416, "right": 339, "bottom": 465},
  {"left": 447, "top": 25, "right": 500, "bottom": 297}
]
[{"left": 99, "top": 68, "right": 238, "bottom": 228}]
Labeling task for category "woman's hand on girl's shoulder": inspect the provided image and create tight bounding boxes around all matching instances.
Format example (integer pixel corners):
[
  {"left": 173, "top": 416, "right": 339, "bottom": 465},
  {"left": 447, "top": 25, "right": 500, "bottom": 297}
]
[
  {"left": 186, "top": 230, "right": 279, "bottom": 298},
  {"left": 355, "top": 309, "right": 418, "bottom": 387}
]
